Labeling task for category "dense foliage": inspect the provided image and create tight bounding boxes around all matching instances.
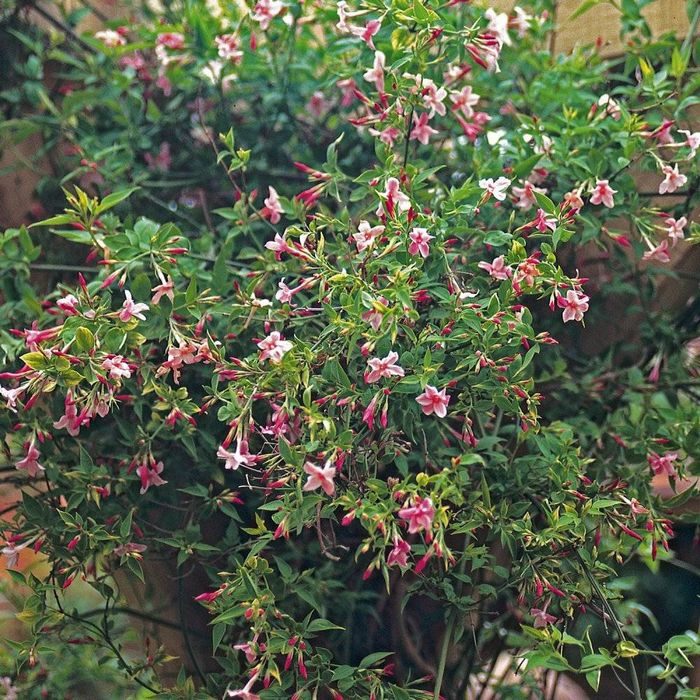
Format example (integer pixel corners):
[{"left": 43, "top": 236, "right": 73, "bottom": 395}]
[{"left": 1, "top": 0, "right": 699, "bottom": 697}]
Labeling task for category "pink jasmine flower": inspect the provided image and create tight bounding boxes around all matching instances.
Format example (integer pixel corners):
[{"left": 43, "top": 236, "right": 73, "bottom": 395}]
[
  {"left": 136, "top": 460, "right": 167, "bottom": 494},
  {"left": 382, "top": 177, "right": 411, "bottom": 214},
  {"left": 678, "top": 130, "right": 700, "bottom": 159},
  {"left": 642, "top": 239, "right": 671, "bottom": 263},
  {"left": 263, "top": 186, "right": 283, "bottom": 224},
  {"left": 233, "top": 641, "right": 257, "bottom": 664},
  {"left": 151, "top": 276, "right": 175, "bottom": 304},
  {"left": 337, "top": 77, "right": 357, "bottom": 107},
  {"left": 227, "top": 673, "right": 261, "bottom": 700},
  {"left": 101, "top": 354, "right": 131, "bottom": 380},
  {"left": 479, "top": 176, "right": 511, "bottom": 201},
  {"left": 113, "top": 542, "right": 147, "bottom": 557},
  {"left": 416, "top": 385, "right": 450, "bottom": 417},
  {"left": 369, "top": 125, "right": 401, "bottom": 147},
  {"left": 362, "top": 299, "right": 387, "bottom": 331},
  {"left": 363, "top": 50, "right": 385, "bottom": 94},
  {"left": 421, "top": 81, "right": 447, "bottom": 117},
  {"left": 351, "top": 19, "right": 382, "bottom": 49},
  {"left": 365, "top": 351, "right": 405, "bottom": 383},
  {"left": 16, "top": 440, "right": 44, "bottom": 477},
  {"left": 307, "top": 91, "right": 331, "bottom": 118},
  {"left": 144, "top": 142, "right": 172, "bottom": 172},
  {"left": 658, "top": 164, "right": 687, "bottom": 194},
  {"left": 530, "top": 606, "right": 557, "bottom": 628},
  {"left": 275, "top": 279, "right": 294, "bottom": 303},
  {"left": 257, "top": 331, "right": 293, "bottom": 363},
  {"left": 408, "top": 227, "right": 434, "bottom": 258},
  {"left": 563, "top": 190, "right": 584, "bottom": 211},
  {"left": 354, "top": 221, "right": 385, "bottom": 252},
  {"left": 56, "top": 294, "right": 80, "bottom": 315},
  {"left": 478, "top": 255, "right": 511, "bottom": 280},
  {"left": 557, "top": 290, "right": 589, "bottom": 323},
  {"left": 450, "top": 85, "right": 479, "bottom": 119},
  {"left": 511, "top": 181, "right": 545, "bottom": 211},
  {"left": 620, "top": 496, "right": 649, "bottom": 516},
  {"left": 589, "top": 179, "right": 617, "bottom": 208},
  {"left": 511, "top": 6, "right": 534, "bottom": 37},
  {"left": 362, "top": 393, "right": 380, "bottom": 430},
  {"left": 302, "top": 460, "right": 336, "bottom": 496},
  {"left": 215, "top": 34, "right": 243, "bottom": 62},
  {"left": 2, "top": 541, "right": 27, "bottom": 569},
  {"left": 156, "top": 32, "right": 185, "bottom": 50},
  {"left": 651, "top": 119, "right": 675, "bottom": 145},
  {"left": 648, "top": 451, "right": 678, "bottom": 478},
  {"left": 530, "top": 208, "right": 557, "bottom": 233},
  {"left": 664, "top": 216, "right": 687, "bottom": 242},
  {"left": 265, "top": 233, "right": 293, "bottom": 259},
  {"left": 409, "top": 112, "right": 438, "bottom": 145},
  {"left": 0, "top": 385, "right": 24, "bottom": 412},
  {"left": 217, "top": 439, "right": 257, "bottom": 471},
  {"left": 398, "top": 496, "right": 435, "bottom": 534},
  {"left": 119, "top": 290, "right": 149, "bottom": 322},
  {"left": 387, "top": 537, "right": 411, "bottom": 567},
  {"left": 53, "top": 391, "right": 88, "bottom": 436},
  {"left": 95, "top": 29, "right": 126, "bottom": 47},
  {"left": 597, "top": 93, "right": 621, "bottom": 120},
  {"left": 252, "top": 0, "right": 282, "bottom": 30},
  {"left": 485, "top": 8, "right": 512, "bottom": 46}
]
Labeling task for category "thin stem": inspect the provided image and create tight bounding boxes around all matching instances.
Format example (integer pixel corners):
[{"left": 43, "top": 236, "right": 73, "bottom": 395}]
[{"left": 433, "top": 608, "right": 457, "bottom": 700}]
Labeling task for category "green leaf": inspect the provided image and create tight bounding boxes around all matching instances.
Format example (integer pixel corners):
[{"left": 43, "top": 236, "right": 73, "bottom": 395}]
[
  {"left": 96, "top": 187, "right": 139, "bottom": 215},
  {"left": 307, "top": 618, "right": 344, "bottom": 633},
  {"left": 20, "top": 352, "right": 49, "bottom": 370},
  {"left": 74, "top": 327, "right": 95, "bottom": 352}
]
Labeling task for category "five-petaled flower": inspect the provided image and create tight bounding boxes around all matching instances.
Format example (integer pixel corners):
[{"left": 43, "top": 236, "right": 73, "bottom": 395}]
[
  {"left": 101, "top": 354, "right": 131, "bottom": 380},
  {"left": 479, "top": 176, "right": 511, "bottom": 201},
  {"left": 263, "top": 186, "right": 283, "bottom": 224},
  {"left": 647, "top": 451, "right": 678, "bottom": 478},
  {"left": 589, "top": 179, "right": 617, "bottom": 208},
  {"left": 16, "top": 440, "right": 45, "bottom": 477},
  {"left": 398, "top": 496, "right": 435, "bottom": 534},
  {"left": 408, "top": 227, "right": 434, "bottom": 258},
  {"left": 416, "top": 385, "right": 450, "bottom": 417},
  {"left": 252, "top": 0, "right": 282, "bottom": 30},
  {"left": 478, "top": 255, "right": 511, "bottom": 280},
  {"left": 257, "top": 331, "right": 293, "bottom": 363},
  {"left": 217, "top": 440, "right": 257, "bottom": 471},
  {"left": 365, "top": 351, "right": 405, "bottom": 383},
  {"left": 387, "top": 537, "right": 411, "bottom": 567},
  {"left": 531, "top": 606, "right": 557, "bottom": 628},
  {"left": 353, "top": 221, "right": 385, "bottom": 252},
  {"left": 664, "top": 216, "right": 687, "bottom": 242},
  {"left": 409, "top": 112, "right": 438, "bottom": 145},
  {"left": 302, "top": 460, "right": 336, "bottom": 496},
  {"left": 119, "top": 290, "right": 149, "bottom": 322},
  {"left": 658, "top": 164, "right": 687, "bottom": 194},
  {"left": 363, "top": 50, "right": 385, "bottom": 93},
  {"left": 137, "top": 460, "right": 167, "bottom": 494},
  {"left": 557, "top": 290, "right": 589, "bottom": 323}
]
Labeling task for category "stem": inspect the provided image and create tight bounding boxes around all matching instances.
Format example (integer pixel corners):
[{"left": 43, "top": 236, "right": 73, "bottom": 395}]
[{"left": 433, "top": 608, "right": 456, "bottom": 700}]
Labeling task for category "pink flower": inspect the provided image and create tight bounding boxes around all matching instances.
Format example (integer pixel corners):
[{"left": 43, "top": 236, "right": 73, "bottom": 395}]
[
  {"left": 530, "top": 607, "right": 557, "bottom": 628},
  {"left": 664, "top": 216, "right": 687, "bottom": 242},
  {"left": 557, "top": 290, "right": 589, "bottom": 323},
  {"left": 302, "top": 460, "right": 336, "bottom": 496},
  {"left": 409, "top": 112, "right": 438, "bottom": 145},
  {"left": 678, "top": 129, "right": 700, "bottom": 159},
  {"left": 597, "top": 93, "right": 621, "bottom": 120},
  {"left": 366, "top": 351, "right": 405, "bottom": 383},
  {"left": 119, "top": 290, "right": 149, "bottom": 322},
  {"left": 217, "top": 440, "right": 257, "bottom": 471},
  {"left": 113, "top": 542, "right": 147, "bottom": 558},
  {"left": 363, "top": 50, "right": 385, "bottom": 93},
  {"left": 398, "top": 496, "right": 435, "bottom": 534},
  {"left": 416, "top": 385, "right": 450, "bottom": 417},
  {"left": 658, "top": 164, "right": 687, "bottom": 194},
  {"left": 589, "top": 179, "right": 617, "bottom": 208},
  {"left": 368, "top": 125, "right": 401, "bottom": 147},
  {"left": 479, "top": 176, "right": 511, "bottom": 201},
  {"left": 2, "top": 541, "right": 27, "bottom": 569},
  {"left": 215, "top": 34, "right": 243, "bottom": 62},
  {"left": 362, "top": 393, "right": 380, "bottom": 430},
  {"left": 0, "top": 385, "right": 24, "bottom": 412},
  {"left": 450, "top": 85, "right": 479, "bottom": 118},
  {"left": 421, "top": 80, "right": 447, "bottom": 117},
  {"left": 53, "top": 391, "right": 89, "bottom": 436},
  {"left": 101, "top": 354, "right": 131, "bottom": 380},
  {"left": 157, "top": 32, "right": 184, "bottom": 50},
  {"left": 530, "top": 208, "right": 557, "bottom": 233},
  {"left": 95, "top": 29, "right": 126, "bottom": 47},
  {"left": 151, "top": 276, "right": 175, "bottom": 304},
  {"left": 263, "top": 186, "right": 283, "bottom": 224},
  {"left": 648, "top": 451, "right": 678, "bottom": 478},
  {"left": 511, "top": 181, "right": 545, "bottom": 211},
  {"left": 382, "top": 177, "right": 411, "bottom": 215},
  {"left": 387, "top": 537, "right": 411, "bottom": 567},
  {"left": 642, "top": 239, "right": 671, "bottom": 264},
  {"left": 144, "top": 142, "right": 172, "bottom": 172},
  {"left": 408, "top": 227, "right": 434, "bottom": 258},
  {"left": 265, "top": 233, "right": 293, "bottom": 259},
  {"left": 136, "top": 460, "right": 167, "bottom": 494},
  {"left": 563, "top": 191, "right": 584, "bottom": 211},
  {"left": 56, "top": 294, "right": 80, "bottom": 315},
  {"left": 227, "top": 673, "right": 261, "bottom": 700},
  {"left": 16, "top": 440, "right": 45, "bottom": 477},
  {"left": 353, "top": 221, "right": 385, "bottom": 252},
  {"left": 252, "top": 0, "right": 282, "bottom": 30},
  {"left": 257, "top": 331, "right": 293, "bottom": 363},
  {"left": 478, "top": 255, "right": 511, "bottom": 281},
  {"left": 233, "top": 641, "right": 257, "bottom": 664}
]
